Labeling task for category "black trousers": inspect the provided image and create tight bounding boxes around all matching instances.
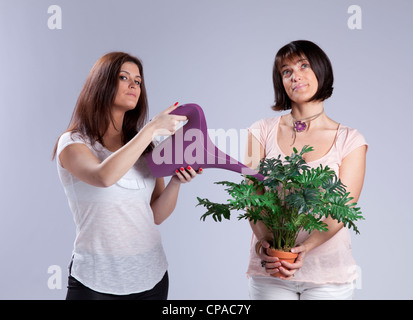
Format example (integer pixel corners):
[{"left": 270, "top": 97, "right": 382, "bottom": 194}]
[{"left": 65, "top": 271, "right": 169, "bottom": 300}]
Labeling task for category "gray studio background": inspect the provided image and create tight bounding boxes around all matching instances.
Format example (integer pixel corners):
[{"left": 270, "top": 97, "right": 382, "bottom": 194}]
[{"left": 1, "top": 0, "right": 411, "bottom": 299}]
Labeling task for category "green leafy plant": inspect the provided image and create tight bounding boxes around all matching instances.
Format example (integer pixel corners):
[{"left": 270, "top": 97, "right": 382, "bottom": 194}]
[{"left": 197, "top": 145, "right": 364, "bottom": 252}]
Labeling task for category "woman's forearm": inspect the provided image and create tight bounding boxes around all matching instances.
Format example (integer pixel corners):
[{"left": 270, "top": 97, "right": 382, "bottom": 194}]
[
  {"left": 59, "top": 122, "right": 156, "bottom": 188},
  {"left": 250, "top": 218, "right": 272, "bottom": 242},
  {"left": 150, "top": 166, "right": 201, "bottom": 224},
  {"left": 151, "top": 178, "right": 181, "bottom": 225},
  {"left": 298, "top": 217, "right": 343, "bottom": 252},
  {"left": 97, "top": 122, "right": 155, "bottom": 187},
  {"left": 89, "top": 104, "right": 186, "bottom": 187}
]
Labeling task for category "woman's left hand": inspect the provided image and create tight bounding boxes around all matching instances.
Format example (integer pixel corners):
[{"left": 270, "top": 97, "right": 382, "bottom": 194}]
[
  {"left": 172, "top": 166, "right": 203, "bottom": 184},
  {"left": 276, "top": 245, "right": 308, "bottom": 280}
]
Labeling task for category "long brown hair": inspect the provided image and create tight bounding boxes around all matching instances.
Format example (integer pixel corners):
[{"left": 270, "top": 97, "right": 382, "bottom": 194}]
[{"left": 52, "top": 52, "right": 152, "bottom": 159}]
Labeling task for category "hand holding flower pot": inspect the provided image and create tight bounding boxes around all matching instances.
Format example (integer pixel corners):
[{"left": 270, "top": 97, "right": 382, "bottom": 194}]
[{"left": 197, "top": 145, "right": 364, "bottom": 277}]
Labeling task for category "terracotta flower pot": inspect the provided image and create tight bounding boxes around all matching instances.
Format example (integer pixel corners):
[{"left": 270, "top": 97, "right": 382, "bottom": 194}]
[{"left": 266, "top": 248, "right": 298, "bottom": 278}]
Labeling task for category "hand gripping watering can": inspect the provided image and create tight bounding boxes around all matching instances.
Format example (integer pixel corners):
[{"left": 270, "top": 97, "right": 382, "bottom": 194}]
[{"left": 145, "top": 103, "right": 264, "bottom": 181}]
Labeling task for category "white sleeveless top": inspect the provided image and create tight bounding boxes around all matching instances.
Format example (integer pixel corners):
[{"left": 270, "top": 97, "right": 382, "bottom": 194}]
[{"left": 56, "top": 131, "right": 168, "bottom": 294}]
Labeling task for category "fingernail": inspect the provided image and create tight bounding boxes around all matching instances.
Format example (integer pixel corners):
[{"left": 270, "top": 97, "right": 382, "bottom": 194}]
[
  {"left": 187, "top": 166, "right": 192, "bottom": 170},
  {"left": 199, "top": 168, "right": 203, "bottom": 172},
  {"left": 174, "top": 102, "right": 179, "bottom": 106},
  {"left": 180, "top": 167, "right": 184, "bottom": 171},
  {"left": 175, "top": 169, "right": 179, "bottom": 173}
]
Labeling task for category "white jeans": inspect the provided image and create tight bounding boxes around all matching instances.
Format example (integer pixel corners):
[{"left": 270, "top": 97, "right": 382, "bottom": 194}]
[{"left": 249, "top": 276, "right": 354, "bottom": 300}]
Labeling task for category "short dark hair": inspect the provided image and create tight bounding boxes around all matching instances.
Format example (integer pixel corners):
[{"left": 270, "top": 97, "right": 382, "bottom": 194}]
[{"left": 271, "top": 40, "right": 334, "bottom": 111}]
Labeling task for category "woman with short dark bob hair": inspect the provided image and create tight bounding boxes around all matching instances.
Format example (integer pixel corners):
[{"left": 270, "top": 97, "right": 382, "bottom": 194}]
[
  {"left": 53, "top": 52, "right": 202, "bottom": 299},
  {"left": 245, "top": 40, "right": 367, "bottom": 299},
  {"left": 272, "top": 40, "right": 334, "bottom": 111}
]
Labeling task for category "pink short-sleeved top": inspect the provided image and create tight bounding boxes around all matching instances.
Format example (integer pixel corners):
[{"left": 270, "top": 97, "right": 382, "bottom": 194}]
[{"left": 247, "top": 116, "right": 368, "bottom": 284}]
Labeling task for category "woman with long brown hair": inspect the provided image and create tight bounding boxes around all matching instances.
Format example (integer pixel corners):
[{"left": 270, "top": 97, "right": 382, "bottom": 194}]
[{"left": 53, "top": 52, "right": 202, "bottom": 299}]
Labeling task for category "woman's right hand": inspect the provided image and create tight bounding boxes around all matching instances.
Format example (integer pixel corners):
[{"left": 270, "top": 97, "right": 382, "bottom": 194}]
[
  {"left": 148, "top": 103, "right": 187, "bottom": 137},
  {"left": 257, "top": 240, "right": 282, "bottom": 276},
  {"left": 258, "top": 240, "right": 306, "bottom": 279}
]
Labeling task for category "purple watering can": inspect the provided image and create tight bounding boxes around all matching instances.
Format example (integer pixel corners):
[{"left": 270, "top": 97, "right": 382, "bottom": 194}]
[{"left": 145, "top": 103, "right": 264, "bottom": 180}]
